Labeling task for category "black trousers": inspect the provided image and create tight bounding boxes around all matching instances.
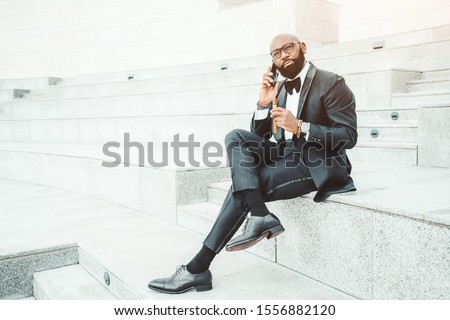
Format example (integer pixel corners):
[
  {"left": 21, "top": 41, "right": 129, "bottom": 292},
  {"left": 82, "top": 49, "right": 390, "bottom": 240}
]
[{"left": 203, "top": 129, "right": 317, "bottom": 253}]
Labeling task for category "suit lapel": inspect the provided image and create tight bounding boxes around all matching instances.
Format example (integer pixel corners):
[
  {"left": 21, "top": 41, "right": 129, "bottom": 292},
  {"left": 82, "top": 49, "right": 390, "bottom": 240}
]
[
  {"left": 296, "top": 63, "right": 317, "bottom": 119},
  {"left": 277, "top": 80, "right": 287, "bottom": 109}
]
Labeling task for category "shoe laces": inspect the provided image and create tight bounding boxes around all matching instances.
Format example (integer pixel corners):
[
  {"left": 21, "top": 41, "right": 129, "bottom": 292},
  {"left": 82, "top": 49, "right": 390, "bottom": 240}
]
[
  {"left": 241, "top": 216, "right": 250, "bottom": 233},
  {"left": 171, "top": 265, "right": 186, "bottom": 278}
]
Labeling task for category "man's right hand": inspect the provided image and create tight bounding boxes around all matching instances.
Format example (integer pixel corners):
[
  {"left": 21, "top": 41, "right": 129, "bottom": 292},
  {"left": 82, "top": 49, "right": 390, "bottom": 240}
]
[{"left": 258, "top": 66, "right": 280, "bottom": 107}]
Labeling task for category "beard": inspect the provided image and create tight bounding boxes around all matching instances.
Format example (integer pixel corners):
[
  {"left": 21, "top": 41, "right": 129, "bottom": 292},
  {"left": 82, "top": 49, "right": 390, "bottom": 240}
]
[{"left": 278, "top": 50, "right": 305, "bottom": 79}]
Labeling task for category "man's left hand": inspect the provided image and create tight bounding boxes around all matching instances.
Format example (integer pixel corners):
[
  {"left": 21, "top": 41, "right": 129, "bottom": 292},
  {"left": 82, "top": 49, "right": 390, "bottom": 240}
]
[{"left": 270, "top": 108, "right": 298, "bottom": 132}]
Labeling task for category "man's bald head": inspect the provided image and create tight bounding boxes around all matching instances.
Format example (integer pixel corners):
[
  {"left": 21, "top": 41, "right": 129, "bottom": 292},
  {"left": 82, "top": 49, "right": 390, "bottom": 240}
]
[{"left": 270, "top": 33, "right": 300, "bottom": 52}]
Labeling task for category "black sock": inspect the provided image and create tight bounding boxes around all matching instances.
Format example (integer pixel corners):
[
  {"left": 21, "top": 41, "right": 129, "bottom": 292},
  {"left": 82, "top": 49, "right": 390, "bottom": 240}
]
[
  {"left": 186, "top": 245, "right": 216, "bottom": 274},
  {"left": 242, "top": 189, "right": 270, "bottom": 217}
]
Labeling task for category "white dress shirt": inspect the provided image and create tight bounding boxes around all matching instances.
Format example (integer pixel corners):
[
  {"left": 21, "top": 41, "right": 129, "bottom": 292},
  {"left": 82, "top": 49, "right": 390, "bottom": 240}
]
[{"left": 284, "top": 61, "right": 310, "bottom": 140}]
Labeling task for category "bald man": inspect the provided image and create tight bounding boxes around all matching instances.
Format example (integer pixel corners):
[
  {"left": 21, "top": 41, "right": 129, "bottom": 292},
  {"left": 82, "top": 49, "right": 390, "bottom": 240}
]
[{"left": 148, "top": 33, "right": 358, "bottom": 294}]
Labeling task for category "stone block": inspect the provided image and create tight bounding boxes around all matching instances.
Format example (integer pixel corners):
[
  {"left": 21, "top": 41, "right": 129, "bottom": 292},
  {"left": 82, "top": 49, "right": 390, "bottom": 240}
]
[
  {"left": 418, "top": 105, "right": 450, "bottom": 168},
  {"left": 0, "top": 244, "right": 78, "bottom": 299},
  {"left": 275, "top": 197, "right": 373, "bottom": 299},
  {"left": 373, "top": 214, "right": 450, "bottom": 299},
  {"left": 176, "top": 167, "right": 229, "bottom": 205}
]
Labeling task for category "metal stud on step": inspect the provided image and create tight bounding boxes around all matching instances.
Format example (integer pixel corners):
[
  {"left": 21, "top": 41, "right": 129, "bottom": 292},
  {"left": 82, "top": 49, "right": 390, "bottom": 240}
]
[
  {"left": 104, "top": 272, "right": 111, "bottom": 286},
  {"left": 391, "top": 111, "right": 399, "bottom": 121},
  {"left": 370, "top": 129, "right": 379, "bottom": 138}
]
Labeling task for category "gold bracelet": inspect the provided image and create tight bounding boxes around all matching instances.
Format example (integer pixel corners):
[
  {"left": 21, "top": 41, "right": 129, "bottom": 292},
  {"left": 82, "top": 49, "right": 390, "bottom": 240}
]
[{"left": 294, "top": 119, "right": 302, "bottom": 138}]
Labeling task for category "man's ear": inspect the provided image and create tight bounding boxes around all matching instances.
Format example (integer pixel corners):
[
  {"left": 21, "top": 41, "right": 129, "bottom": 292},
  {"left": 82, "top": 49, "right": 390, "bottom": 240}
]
[{"left": 299, "top": 42, "right": 307, "bottom": 54}]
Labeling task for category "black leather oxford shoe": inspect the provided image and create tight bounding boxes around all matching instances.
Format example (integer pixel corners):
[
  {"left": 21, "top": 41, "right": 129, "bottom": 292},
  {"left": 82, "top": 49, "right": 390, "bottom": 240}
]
[
  {"left": 148, "top": 265, "right": 212, "bottom": 294},
  {"left": 226, "top": 213, "right": 285, "bottom": 251}
]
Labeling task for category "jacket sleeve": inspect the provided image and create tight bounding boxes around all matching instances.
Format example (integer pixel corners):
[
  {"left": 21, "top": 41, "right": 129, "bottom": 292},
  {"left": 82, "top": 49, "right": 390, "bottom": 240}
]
[
  {"left": 307, "top": 74, "right": 358, "bottom": 152},
  {"left": 250, "top": 104, "right": 273, "bottom": 140}
]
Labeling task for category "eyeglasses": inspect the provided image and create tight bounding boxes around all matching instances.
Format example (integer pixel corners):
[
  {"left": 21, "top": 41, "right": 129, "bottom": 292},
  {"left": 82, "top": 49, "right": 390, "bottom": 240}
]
[{"left": 270, "top": 42, "right": 300, "bottom": 59}]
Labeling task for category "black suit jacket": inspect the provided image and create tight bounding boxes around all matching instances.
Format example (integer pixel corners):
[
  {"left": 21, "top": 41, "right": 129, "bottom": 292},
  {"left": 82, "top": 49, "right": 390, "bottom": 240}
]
[{"left": 250, "top": 62, "right": 358, "bottom": 202}]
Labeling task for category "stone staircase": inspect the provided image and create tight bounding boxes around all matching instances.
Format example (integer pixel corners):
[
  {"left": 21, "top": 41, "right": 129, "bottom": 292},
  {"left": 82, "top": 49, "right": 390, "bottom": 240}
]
[
  {"left": 1, "top": 55, "right": 450, "bottom": 168},
  {"left": 346, "top": 67, "right": 450, "bottom": 166},
  {"left": 0, "top": 179, "right": 354, "bottom": 300}
]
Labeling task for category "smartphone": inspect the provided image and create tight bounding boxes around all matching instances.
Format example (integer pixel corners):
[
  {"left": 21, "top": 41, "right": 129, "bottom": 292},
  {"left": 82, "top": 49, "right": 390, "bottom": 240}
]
[{"left": 270, "top": 63, "right": 278, "bottom": 86}]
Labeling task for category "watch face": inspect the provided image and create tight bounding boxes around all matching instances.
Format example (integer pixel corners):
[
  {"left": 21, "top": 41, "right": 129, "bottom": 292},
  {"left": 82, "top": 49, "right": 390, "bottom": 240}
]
[{"left": 301, "top": 122, "right": 310, "bottom": 132}]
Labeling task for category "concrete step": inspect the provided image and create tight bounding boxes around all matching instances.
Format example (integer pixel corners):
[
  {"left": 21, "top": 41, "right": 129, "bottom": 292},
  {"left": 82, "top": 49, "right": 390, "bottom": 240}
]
[
  {"left": 0, "top": 77, "right": 62, "bottom": 90},
  {"left": 356, "top": 108, "right": 418, "bottom": 123},
  {"left": 357, "top": 122, "right": 417, "bottom": 142},
  {"left": 309, "top": 24, "right": 450, "bottom": 62},
  {"left": 0, "top": 89, "right": 30, "bottom": 102},
  {"left": 75, "top": 55, "right": 270, "bottom": 85},
  {"left": 0, "top": 141, "right": 231, "bottom": 224},
  {"left": 407, "top": 79, "right": 450, "bottom": 93},
  {"left": 208, "top": 181, "right": 231, "bottom": 205},
  {"left": 24, "top": 68, "right": 262, "bottom": 101},
  {"left": 78, "top": 247, "right": 141, "bottom": 299},
  {"left": 391, "top": 91, "right": 450, "bottom": 108},
  {"left": 0, "top": 113, "right": 251, "bottom": 144},
  {"left": 33, "top": 264, "right": 117, "bottom": 300},
  {"left": 0, "top": 85, "right": 259, "bottom": 120},
  {"left": 177, "top": 202, "right": 220, "bottom": 236},
  {"left": 315, "top": 39, "right": 450, "bottom": 76},
  {"left": 348, "top": 140, "right": 417, "bottom": 165},
  {"left": 421, "top": 69, "right": 450, "bottom": 81},
  {"left": 77, "top": 228, "right": 353, "bottom": 300}
]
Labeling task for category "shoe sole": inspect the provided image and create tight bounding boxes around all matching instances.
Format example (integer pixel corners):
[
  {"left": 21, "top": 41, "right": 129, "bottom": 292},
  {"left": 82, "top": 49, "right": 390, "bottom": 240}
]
[
  {"left": 148, "top": 283, "right": 213, "bottom": 294},
  {"left": 225, "top": 224, "right": 285, "bottom": 252}
]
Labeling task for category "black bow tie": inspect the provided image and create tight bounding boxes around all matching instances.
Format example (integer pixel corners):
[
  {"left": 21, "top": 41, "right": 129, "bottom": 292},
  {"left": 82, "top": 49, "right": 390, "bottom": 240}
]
[{"left": 284, "top": 77, "right": 301, "bottom": 95}]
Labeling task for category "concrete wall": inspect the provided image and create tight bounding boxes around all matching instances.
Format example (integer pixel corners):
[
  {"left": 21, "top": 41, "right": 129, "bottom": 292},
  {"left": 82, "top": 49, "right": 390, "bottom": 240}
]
[
  {"left": 0, "top": 0, "right": 337, "bottom": 79},
  {"left": 1, "top": 0, "right": 449, "bottom": 79},
  {"left": 338, "top": 0, "right": 450, "bottom": 42}
]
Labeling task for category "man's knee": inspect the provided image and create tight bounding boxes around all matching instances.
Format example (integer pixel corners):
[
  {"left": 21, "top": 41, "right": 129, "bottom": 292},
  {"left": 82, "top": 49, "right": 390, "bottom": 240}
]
[{"left": 224, "top": 129, "right": 248, "bottom": 146}]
